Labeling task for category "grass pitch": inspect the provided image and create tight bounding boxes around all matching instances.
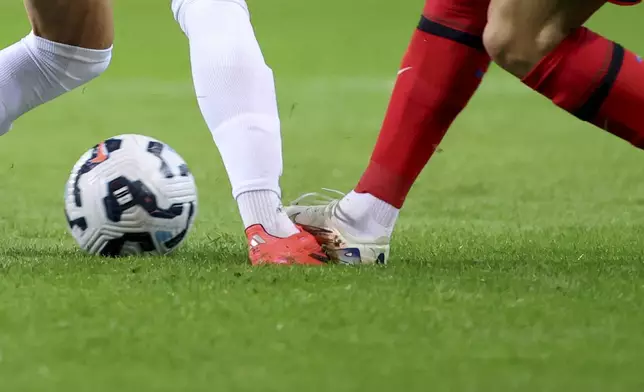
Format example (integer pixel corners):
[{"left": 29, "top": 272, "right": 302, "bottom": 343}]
[{"left": 1, "top": 1, "right": 644, "bottom": 391}]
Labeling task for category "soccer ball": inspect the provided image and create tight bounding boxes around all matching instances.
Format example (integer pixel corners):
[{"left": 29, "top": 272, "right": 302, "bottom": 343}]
[{"left": 64, "top": 134, "right": 198, "bottom": 256}]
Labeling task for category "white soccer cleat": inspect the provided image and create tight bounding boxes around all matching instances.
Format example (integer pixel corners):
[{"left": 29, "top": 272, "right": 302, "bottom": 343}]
[{"left": 286, "top": 190, "right": 390, "bottom": 265}]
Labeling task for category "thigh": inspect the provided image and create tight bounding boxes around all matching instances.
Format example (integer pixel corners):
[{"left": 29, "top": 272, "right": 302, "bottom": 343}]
[
  {"left": 24, "top": 0, "right": 113, "bottom": 49},
  {"left": 487, "top": 0, "right": 604, "bottom": 44},
  {"left": 484, "top": 0, "right": 605, "bottom": 75}
]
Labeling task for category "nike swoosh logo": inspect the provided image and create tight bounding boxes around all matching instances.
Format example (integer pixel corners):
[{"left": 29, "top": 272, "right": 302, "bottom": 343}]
[{"left": 397, "top": 66, "right": 413, "bottom": 76}]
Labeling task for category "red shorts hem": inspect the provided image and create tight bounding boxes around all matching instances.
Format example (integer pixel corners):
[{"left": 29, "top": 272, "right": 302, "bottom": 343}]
[{"left": 608, "top": 0, "right": 640, "bottom": 5}]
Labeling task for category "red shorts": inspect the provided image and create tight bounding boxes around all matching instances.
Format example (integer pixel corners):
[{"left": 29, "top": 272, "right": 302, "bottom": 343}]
[{"left": 608, "top": 0, "right": 640, "bottom": 4}]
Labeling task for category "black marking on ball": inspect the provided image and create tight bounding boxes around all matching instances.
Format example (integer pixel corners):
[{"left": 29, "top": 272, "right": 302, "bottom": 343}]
[
  {"left": 65, "top": 211, "right": 88, "bottom": 231},
  {"left": 147, "top": 141, "right": 174, "bottom": 178},
  {"left": 99, "top": 232, "right": 156, "bottom": 257},
  {"left": 103, "top": 176, "right": 185, "bottom": 222},
  {"left": 163, "top": 202, "right": 196, "bottom": 250},
  {"left": 178, "top": 164, "right": 190, "bottom": 177}
]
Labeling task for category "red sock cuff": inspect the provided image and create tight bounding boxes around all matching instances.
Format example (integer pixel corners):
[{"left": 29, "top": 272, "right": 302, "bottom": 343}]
[
  {"left": 522, "top": 27, "right": 614, "bottom": 115},
  {"left": 523, "top": 27, "right": 644, "bottom": 150}
]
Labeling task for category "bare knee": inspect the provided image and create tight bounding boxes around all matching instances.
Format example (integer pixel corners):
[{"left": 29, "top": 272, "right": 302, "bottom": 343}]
[
  {"left": 482, "top": 0, "right": 604, "bottom": 77},
  {"left": 483, "top": 19, "right": 568, "bottom": 78},
  {"left": 25, "top": 0, "right": 114, "bottom": 49}
]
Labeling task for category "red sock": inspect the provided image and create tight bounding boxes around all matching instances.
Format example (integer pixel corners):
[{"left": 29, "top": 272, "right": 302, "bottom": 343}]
[
  {"left": 523, "top": 27, "right": 644, "bottom": 147},
  {"left": 354, "top": 0, "right": 490, "bottom": 209}
]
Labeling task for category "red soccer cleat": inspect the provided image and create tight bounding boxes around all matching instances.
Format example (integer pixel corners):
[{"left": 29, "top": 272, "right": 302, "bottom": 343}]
[{"left": 245, "top": 224, "right": 330, "bottom": 266}]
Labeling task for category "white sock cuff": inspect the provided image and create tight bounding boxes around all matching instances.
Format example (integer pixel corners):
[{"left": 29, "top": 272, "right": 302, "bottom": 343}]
[
  {"left": 237, "top": 189, "right": 280, "bottom": 216},
  {"left": 369, "top": 195, "right": 400, "bottom": 229},
  {"left": 0, "top": 33, "right": 112, "bottom": 137},
  {"left": 172, "top": 0, "right": 249, "bottom": 33},
  {"left": 23, "top": 33, "right": 112, "bottom": 64},
  {"left": 233, "top": 181, "right": 281, "bottom": 200},
  {"left": 341, "top": 191, "right": 400, "bottom": 229},
  {"left": 237, "top": 190, "right": 298, "bottom": 237}
]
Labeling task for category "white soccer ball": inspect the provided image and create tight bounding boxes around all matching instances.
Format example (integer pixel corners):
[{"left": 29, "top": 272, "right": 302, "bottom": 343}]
[{"left": 64, "top": 134, "right": 198, "bottom": 256}]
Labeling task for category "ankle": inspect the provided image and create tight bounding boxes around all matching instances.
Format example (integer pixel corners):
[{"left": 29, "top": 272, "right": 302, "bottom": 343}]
[
  {"left": 237, "top": 190, "right": 298, "bottom": 238},
  {"left": 336, "top": 191, "right": 399, "bottom": 238}
]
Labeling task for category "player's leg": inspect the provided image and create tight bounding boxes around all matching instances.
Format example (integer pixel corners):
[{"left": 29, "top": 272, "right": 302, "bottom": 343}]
[
  {"left": 24, "top": 0, "right": 113, "bottom": 49},
  {"left": 483, "top": 0, "right": 602, "bottom": 78},
  {"left": 485, "top": 0, "right": 644, "bottom": 148},
  {"left": 171, "top": 0, "right": 327, "bottom": 265},
  {"left": 0, "top": 0, "right": 113, "bottom": 135},
  {"left": 288, "top": 0, "right": 491, "bottom": 264}
]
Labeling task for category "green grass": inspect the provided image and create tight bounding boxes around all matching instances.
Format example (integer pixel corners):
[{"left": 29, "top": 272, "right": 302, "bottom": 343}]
[{"left": 0, "top": 1, "right": 644, "bottom": 391}]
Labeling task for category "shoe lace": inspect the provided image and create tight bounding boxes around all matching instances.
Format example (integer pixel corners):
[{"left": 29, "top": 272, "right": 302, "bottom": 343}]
[{"left": 290, "top": 188, "right": 345, "bottom": 206}]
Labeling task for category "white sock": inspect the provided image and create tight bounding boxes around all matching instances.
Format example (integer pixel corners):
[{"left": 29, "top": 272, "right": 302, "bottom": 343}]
[
  {"left": 237, "top": 190, "right": 298, "bottom": 238},
  {"left": 0, "top": 33, "right": 112, "bottom": 135},
  {"left": 336, "top": 191, "right": 400, "bottom": 239},
  {"left": 172, "top": 0, "right": 298, "bottom": 237}
]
